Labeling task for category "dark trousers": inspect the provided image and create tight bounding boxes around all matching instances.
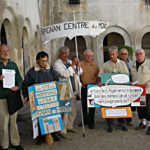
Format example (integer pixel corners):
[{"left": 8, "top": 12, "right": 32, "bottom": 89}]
[
  {"left": 137, "top": 94, "right": 150, "bottom": 121},
  {"left": 106, "top": 118, "right": 126, "bottom": 128},
  {"left": 81, "top": 87, "right": 95, "bottom": 125}
]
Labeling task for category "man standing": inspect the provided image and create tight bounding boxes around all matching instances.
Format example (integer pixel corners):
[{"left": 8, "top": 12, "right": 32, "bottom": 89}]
[
  {"left": 119, "top": 48, "right": 133, "bottom": 126},
  {"left": 80, "top": 49, "right": 100, "bottom": 129},
  {"left": 53, "top": 46, "right": 81, "bottom": 139},
  {"left": 100, "top": 46, "right": 129, "bottom": 133},
  {"left": 22, "top": 51, "right": 59, "bottom": 144},
  {"left": 0, "top": 44, "right": 23, "bottom": 150},
  {"left": 130, "top": 48, "right": 150, "bottom": 135}
]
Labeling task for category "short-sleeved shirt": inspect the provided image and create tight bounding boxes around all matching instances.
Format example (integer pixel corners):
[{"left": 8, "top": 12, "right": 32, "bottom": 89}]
[
  {"left": 100, "top": 59, "right": 129, "bottom": 74},
  {"left": 80, "top": 61, "right": 100, "bottom": 85}
]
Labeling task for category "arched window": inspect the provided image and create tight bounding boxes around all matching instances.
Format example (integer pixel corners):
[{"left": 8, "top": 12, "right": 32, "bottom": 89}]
[
  {"left": 69, "top": 0, "right": 80, "bottom": 5},
  {"left": 0, "top": 24, "right": 7, "bottom": 44}
]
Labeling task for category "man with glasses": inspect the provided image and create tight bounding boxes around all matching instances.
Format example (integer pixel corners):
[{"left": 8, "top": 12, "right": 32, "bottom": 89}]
[
  {"left": 119, "top": 48, "right": 134, "bottom": 126},
  {"left": 22, "top": 51, "right": 60, "bottom": 144},
  {"left": 0, "top": 44, "right": 23, "bottom": 150},
  {"left": 130, "top": 48, "right": 150, "bottom": 135}
]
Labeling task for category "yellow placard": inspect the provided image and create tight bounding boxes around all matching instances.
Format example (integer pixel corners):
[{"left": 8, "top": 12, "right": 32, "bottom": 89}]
[{"left": 101, "top": 107, "right": 132, "bottom": 118}]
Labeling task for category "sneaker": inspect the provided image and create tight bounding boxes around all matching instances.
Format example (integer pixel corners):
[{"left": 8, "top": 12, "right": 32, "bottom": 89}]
[
  {"left": 135, "top": 123, "right": 146, "bottom": 130},
  {"left": 107, "top": 127, "right": 114, "bottom": 133},
  {"left": 121, "top": 126, "right": 128, "bottom": 132},
  {"left": 60, "top": 133, "right": 71, "bottom": 139},
  {"left": 68, "top": 128, "right": 79, "bottom": 133},
  {"left": 52, "top": 133, "right": 61, "bottom": 142},
  {"left": 45, "top": 133, "right": 53, "bottom": 145},
  {"left": 146, "top": 127, "right": 150, "bottom": 135},
  {"left": 11, "top": 145, "right": 24, "bottom": 150},
  {"left": 35, "top": 136, "right": 44, "bottom": 145}
]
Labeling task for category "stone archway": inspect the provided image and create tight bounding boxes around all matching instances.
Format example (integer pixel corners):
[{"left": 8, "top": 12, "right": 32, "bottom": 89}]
[
  {"left": 103, "top": 32, "right": 125, "bottom": 62},
  {"left": 64, "top": 36, "right": 86, "bottom": 61},
  {"left": 96, "top": 25, "right": 132, "bottom": 67},
  {"left": 0, "top": 23, "right": 7, "bottom": 44}
]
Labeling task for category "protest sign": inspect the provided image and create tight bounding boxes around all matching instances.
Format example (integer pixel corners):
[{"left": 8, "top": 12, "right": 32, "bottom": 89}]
[
  {"left": 41, "top": 21, "right": 109, "bottom": 43},
  {"left": 101, "top": 107, "right": 132, "bottom": 118},
  {"left": 28, "top": 81, "right": 71, "bottom": 137},
  {"left": 131, "top": 84, "right": 146, "bottom": 107},
  {"left": 100, "top": 73, "right": 130, "bottom": 85}
]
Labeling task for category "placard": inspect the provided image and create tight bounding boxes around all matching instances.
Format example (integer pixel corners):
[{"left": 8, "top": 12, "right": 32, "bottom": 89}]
[{"left": 101, "top": 107, "right": 132, "bottom": 118}]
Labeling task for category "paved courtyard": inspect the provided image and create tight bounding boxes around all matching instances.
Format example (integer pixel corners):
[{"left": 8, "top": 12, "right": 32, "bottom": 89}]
[{"left": 16, "top": 101, "right": 150, "bottom": 150}]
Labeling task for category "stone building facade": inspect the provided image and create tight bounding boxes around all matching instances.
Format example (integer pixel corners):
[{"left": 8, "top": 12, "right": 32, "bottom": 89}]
[{"left": 0, "top": 0, "right": 150, "bottom": 77}]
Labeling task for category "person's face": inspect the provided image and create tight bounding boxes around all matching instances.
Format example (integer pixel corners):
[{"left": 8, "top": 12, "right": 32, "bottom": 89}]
[
  {"left": 120, "top": 49, "right": 128, "bottom": 62},
  {"left": 0, "top": 45, "right": 10, "bottom": 60},
  {"left": 37, "top": 56, "right": 48, "bottom": 68},
  {"left": 135, "top": 49, "right": 145, "bottom": 63},
  {"left": 109, "top": 50, "right": 118, "bottom": 63},
  {"left": 84, "top": 51, "right": 93, "bottom": 63},
  {"left": 59, "top": 51, "right": 69, "bottom": 62}
]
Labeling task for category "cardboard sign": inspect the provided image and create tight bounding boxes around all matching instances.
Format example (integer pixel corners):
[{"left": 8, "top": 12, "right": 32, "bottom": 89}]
[
  {"left": 101, "top": 107, "right": 132, "bottom": 118},
  {"left": 28, "top": 81, "right": 71, "bottom": 137},
  {"left": 101, "top": 73, "right": 130, "bottom": 85},
  {"left": 87, "top": 85, "right": 143, "bottom": 107}
]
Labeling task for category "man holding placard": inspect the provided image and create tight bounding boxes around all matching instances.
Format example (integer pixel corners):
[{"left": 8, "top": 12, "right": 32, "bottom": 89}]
[
  {"left": 22, "top": 51, "right": 59, "bottom": 144},
  {"left": 130, "top": 48, "right": 150, "bottom": 135},
  {"left": 100, "top": 46, "right": 129, "bottom": 133},
  {"left": 0, "top": 44, "right": 23, "bottom": 150}
]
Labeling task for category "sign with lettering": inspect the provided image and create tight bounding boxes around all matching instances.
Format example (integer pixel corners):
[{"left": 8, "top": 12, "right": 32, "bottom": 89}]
[
  {"left": 88, "top": 85, "right": 143, "bottom": 108},
  {"left": 41, "top": 21, "right": 109, "bottom": 43},
  {"left": 101, "top": 73, "right": 130, "bottom": 85},
  {"left": 28, "top": 81, "right": 71, "bottom": 137}
]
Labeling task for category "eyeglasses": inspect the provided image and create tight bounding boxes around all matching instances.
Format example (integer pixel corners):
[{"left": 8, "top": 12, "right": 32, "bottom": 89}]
[
  {"left": 121, "top": 53, "right": 128, "bottom": 55},
  {"left": 136, "top": 53, "right": 144, "bottom": 55},
  {"left": 1, "top": 49, "right": 9, "bottom": 53}
]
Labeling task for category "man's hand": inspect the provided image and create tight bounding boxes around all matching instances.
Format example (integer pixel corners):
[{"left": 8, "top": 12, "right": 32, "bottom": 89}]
[
  {"left": 11, "top": 86, "right": 19, "bottom": 92},
  {"left": 145, "top": 81, "right": 150, "bottom": 87},
  {"left": 0, "top": 75, "right": 4, "bottom": 81},
  {"left": 24, "top": 97, "right": 28, "bottom": 104}
]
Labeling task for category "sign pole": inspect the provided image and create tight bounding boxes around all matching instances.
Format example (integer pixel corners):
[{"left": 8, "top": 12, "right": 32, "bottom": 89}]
[{"left": 73, "top": 11, "right": 85, "bottom": 138}]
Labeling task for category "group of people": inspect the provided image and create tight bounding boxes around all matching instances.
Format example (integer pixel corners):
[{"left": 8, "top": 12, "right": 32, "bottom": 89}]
[{"left": 0, "top": 43, "right": 150, "bottom": 150}]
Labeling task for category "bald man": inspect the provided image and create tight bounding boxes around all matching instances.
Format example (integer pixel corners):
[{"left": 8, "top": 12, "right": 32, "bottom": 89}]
[{"left": 130, "top": 48, "right": 150, "bottom": 135}]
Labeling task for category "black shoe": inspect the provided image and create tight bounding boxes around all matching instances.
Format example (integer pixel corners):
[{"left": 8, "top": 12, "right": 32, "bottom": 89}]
[
  {"left": 121, "top": 126, "right": 128, "bottom": 132},
  {"left": 0, "top": 148, "right": 8, "bottom": 150},
  {"left": 88, "top": 124, "right": 95, "bottom": 129},
  {"left": 78, "top": 122, "right": 87, "bottom": 127},
  {"left": 11, "top": 145, "right": 24, "bottom": 150},
  {"left": 146, "top": 127, "right": 150, "bottom": 135},
  {"left": 35, "top": 136, "right": 44, "bottom": 145},
  {"left": 52, "top": 134, "right": 61, "bottom": 142},
  {"left": 136, "top": 123, "right": 146, "bottom": 130},
  {"left": 107, "top": 127, "right": 114, "bottom": 133}
]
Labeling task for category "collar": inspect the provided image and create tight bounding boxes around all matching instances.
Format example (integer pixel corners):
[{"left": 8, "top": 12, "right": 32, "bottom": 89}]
[
  {"left": 133, "top": 59, "right": 146, "bottom": 67},
  {"left": 34, "top": 63, "right": 50, "bottom": 71},
  {"left": 110, "top": 59, "right": 120, "bottom": 64},
  {"left": 83, "top": 61, "right": 94, "bottom": 65}
]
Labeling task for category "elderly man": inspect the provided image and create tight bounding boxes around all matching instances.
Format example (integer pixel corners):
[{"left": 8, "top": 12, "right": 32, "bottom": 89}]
[
  {"left": 119, "top": 48, "right": 134, "bottom": 126},
  {"left": 79, "top": 49, "right": 100, "bottom": 129},
  {"left": 130, "top": 48, "right": 150, "bottom": 135},
  {"left": 101, "top": 46, "right": 129, "bottom": 133},
  {"left": 22, "top": 51, "right": 59, "bottom": 145},
  {"left": 0, "top": 44, "right": 23, "bottom": 150},
  {"left": 53, "top": 46, "right": 82, "bottom": 139}
]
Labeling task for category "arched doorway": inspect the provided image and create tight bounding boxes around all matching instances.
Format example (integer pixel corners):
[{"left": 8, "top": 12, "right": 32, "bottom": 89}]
[
  {"left": 142, "top": 32, "right": 150, "bottom": 58},
  {"left": 0, "top": 24, "right": 7, "bottom": 44},
  {"left": 22, "top": 27, "right": 30, "bottom": 75},
  {"left": 64, "top": 36, "right": 86, "bottom": 61},
  {"left": 103, "top": 32, "right": 125, "bottom": 62}
]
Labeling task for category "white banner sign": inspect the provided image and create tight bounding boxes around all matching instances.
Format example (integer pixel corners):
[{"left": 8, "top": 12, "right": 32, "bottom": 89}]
[
  {"left": 41, "top": 21, "right": 109, "bottom": 43},
  {"left": 88, "top": 85, "right": 143, "bottom": 107}
]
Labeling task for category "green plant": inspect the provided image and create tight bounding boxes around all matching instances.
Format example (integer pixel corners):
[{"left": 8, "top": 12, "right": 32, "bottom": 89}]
[{"left": 118, "top": 45, "right": 133, "bottom": 56}]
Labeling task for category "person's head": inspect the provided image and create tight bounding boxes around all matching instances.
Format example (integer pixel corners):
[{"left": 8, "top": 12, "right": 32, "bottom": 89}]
[
  {"left": 119, "top": 48, "right": 128, "bottom": 62},
  {"left": 108, "top": 46, "right": 118, "bottom": 63},
  {"left": 135, "top": 48, "right": 145, "bottom": 63},
  {"left": 84, "top": 49, "right": 93, "bottom": 63},
  {"left": 36, "top": 51, "right": 49, "bottom": 68},
  {"left": 58, "top": 46, "right": 69, "bottom": 62},
  {"left": 0, "top": 44, "right": 10, "bottom": 60}
]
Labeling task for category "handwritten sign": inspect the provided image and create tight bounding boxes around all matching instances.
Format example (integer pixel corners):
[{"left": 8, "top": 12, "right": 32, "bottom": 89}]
[
  {"left": 41, "top": 21, "right": 109, "bottom": 43},
  {"left": 88, "top": 85, "right": 143, "bottom": 107}
]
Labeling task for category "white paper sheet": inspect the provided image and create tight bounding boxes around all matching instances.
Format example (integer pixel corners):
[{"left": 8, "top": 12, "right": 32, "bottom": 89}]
[{"left": 2, "top": 69, "right": 15, "bottom": 88}]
